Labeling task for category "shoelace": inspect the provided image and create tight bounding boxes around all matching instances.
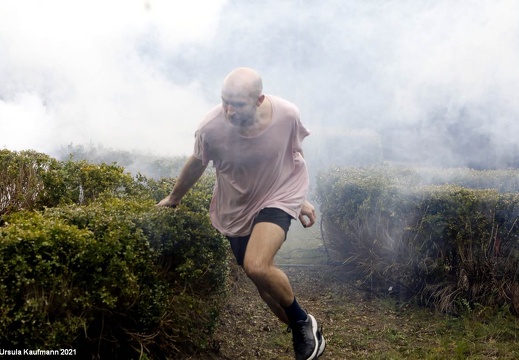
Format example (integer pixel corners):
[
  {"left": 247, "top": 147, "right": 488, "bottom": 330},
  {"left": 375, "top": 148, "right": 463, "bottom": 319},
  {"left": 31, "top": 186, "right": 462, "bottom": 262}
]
[{"left": 288, "top": 322, "right": 311, "bottom": 353}]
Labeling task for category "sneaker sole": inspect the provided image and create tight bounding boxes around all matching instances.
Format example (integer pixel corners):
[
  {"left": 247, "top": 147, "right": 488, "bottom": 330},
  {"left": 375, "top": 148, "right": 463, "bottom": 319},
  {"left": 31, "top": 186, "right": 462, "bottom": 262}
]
[
  {"left": 306, "top": 314, "right": 319, "bottom": 360},
  {"left": 316, "top": 334, "right": 326, "bottom": 359}
]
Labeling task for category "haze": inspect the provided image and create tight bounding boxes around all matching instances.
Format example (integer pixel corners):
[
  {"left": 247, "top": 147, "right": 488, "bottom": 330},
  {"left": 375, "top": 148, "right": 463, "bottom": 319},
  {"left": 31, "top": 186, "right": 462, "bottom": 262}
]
[{"left": 1, "top": 0, "right": 518, "bottom": 169}]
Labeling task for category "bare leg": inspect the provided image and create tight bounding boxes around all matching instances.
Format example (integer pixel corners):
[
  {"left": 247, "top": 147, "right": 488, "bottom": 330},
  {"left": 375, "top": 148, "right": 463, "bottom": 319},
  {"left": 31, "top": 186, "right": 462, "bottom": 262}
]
[
  {"left": 258, "top": 288, "right": 289, "bottom": 325},
  {"left": 242, "top": 222, "right": 294, "bottom": 323}
]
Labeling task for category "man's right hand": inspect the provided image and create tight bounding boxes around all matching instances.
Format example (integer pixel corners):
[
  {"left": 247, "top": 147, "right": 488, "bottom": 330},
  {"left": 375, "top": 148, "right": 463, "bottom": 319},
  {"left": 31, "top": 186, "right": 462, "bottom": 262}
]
[{"left": 156, "top": 196, "right": 178, "bottom": 208}]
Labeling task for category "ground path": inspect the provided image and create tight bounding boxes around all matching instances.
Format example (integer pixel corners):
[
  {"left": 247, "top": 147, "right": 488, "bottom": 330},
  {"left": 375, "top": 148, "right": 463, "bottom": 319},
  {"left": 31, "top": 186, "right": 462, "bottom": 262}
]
[{"left": 183, "top": 222, "right": 519, "bottom": 359}]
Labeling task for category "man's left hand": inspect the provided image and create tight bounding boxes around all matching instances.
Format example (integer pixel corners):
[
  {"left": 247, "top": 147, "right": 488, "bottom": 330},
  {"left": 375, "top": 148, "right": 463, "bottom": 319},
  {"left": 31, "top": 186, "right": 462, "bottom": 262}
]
[{"left": 298, "top": 200, "right": 317, "bottom": 228}]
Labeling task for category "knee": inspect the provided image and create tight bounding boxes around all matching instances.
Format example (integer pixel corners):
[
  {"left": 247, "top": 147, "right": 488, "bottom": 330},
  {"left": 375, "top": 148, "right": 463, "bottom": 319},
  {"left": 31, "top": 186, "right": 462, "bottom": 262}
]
[{"left": 243, "top": 259, "right": 268, "bottom": 282}]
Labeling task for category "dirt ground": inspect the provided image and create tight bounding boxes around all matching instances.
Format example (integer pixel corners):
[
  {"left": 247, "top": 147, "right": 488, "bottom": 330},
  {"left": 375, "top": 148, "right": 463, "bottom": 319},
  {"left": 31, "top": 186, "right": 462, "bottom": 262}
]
[
  {"left": 180, "top": 222, "right": 519, "bottom": 360},
  {"left": 210, "top": 264, "right": 364, "bottom": 360},
  {"left": 181, "top": 221, "right": 426, "bottom": 360},
  {"left": 188, "top": 262, "right": 427, "bottom": 360}
]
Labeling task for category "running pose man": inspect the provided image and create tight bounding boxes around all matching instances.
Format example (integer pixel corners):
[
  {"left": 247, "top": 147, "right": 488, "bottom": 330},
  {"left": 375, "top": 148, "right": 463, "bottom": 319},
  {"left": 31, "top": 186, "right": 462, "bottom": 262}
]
[{"left": 158, "top": 67, "right": 325, "bottom": 360}]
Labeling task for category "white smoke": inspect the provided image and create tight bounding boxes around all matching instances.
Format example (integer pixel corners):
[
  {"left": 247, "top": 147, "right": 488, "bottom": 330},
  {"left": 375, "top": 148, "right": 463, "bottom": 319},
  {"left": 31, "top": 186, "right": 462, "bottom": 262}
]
[
  {"left": 0, "top": 0, "right": 227, "bottom": 155},
  {"left": 1, "top": 0, "right": 518, "bottom": 168}
]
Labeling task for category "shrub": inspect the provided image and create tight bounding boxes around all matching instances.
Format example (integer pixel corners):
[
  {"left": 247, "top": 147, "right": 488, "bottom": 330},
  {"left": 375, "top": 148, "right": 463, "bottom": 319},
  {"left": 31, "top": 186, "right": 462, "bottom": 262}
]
[
  {"left": 55, "top": 159, "right": 139, "bottom": 205},
  {"left": 0, "top": 212, "right": 95, "bottom": 347},
  {"left": 412, "top": 187, "right": 519, "bottom": 314},
  {"left": 0, "top": 149, "right": 61, "bottom": 216},
  {"left": 0, "top": 149, "right": 142, "bottom": 218},
  {"left": 317, "top": 165, "right": 519, "bottom": 315},
  {"left": 0, "top": 174, "right": 229, "bottom": 358}
]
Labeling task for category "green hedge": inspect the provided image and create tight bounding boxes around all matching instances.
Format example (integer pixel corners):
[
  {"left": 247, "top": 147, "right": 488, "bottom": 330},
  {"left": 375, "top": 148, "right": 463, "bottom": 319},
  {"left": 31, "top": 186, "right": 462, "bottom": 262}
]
[
  {"left": 317, "top": 165, "right": 519, "bottom": 315},
  {"left": 0, "top": 149, "right": 142, "bottom": 217},
  {"left": 0, "top": 149, "right": 229, "bottom": 358},
  {"left": 1, "top": 150, "right": 59, "bottom": 216},
  {"left": 0, "top": 194, "right": 229, "bottom": 358}
]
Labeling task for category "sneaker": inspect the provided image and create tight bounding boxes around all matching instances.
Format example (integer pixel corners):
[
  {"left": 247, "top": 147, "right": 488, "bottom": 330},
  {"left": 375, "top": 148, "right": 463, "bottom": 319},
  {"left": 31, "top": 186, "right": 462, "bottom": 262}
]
[
  {"left": 290, "top": 314, "right": 324, "bottom": 360},
  {"left": 315, "top": 326, "right": 326, "bottom": 358}
]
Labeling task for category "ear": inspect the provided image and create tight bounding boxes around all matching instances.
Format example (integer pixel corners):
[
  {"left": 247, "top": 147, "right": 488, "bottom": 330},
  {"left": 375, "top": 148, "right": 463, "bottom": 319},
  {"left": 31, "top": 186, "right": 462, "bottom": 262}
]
[{"left": 256, "top": 94, "right": 265, "bottom": 107}]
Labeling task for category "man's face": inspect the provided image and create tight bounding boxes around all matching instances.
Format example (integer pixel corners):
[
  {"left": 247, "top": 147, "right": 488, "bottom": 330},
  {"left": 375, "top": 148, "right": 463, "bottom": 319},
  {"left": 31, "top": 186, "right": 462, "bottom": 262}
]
[{"left": 221, "top": 91, "right": 258, "bottom": 127}]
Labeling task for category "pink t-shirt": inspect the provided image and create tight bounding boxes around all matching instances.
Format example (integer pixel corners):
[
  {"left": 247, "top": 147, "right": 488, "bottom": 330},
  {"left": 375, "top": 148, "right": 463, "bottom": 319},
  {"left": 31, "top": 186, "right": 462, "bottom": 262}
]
[{"left": 193, "top": 95, "right": 310, "bottom": 237}]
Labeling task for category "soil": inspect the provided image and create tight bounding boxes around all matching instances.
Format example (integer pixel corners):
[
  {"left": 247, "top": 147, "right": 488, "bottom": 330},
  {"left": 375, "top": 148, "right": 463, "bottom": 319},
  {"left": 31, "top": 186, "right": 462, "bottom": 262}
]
[
  {"left": 178, "top": 257, "right": 519, "bottom": 360},
  {"left": 186, "top": 262, "right": 426, "bottom": 360},
  {"left": 178, "top": 222, "right": 436, "bottom": 360},
  {"left": 177, "top": 223, "right": 519, "bottom": 360}
]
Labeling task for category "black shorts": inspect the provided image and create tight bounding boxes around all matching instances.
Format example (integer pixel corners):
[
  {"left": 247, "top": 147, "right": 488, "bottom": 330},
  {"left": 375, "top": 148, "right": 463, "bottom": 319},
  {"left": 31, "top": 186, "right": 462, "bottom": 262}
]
[{"left": 226, "top": 207, "right": 293, "bottom": 266}]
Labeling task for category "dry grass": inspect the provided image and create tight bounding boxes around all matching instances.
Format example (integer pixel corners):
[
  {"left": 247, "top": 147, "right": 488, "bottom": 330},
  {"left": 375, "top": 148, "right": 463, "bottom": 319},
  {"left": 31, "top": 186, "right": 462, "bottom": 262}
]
[{"left": 181, "top": 227, "right": 519, "bottom": 360}]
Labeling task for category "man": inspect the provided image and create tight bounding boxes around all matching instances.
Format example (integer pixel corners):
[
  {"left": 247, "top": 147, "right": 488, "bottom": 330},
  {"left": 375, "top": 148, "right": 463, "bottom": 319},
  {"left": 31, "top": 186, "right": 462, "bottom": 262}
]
[{"left": 157, "top": 67, "right": 325, "bottom": 360}]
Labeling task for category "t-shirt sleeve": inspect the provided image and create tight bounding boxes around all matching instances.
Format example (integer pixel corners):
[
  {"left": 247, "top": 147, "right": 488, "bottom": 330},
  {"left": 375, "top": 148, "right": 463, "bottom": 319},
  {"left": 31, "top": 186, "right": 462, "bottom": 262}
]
[
  {"left": 192, "top": 105, "right": 222, "bottom": 165},
  {"left": 293, "top": 110, "right": 310, "bottom": 153},
  {"left": 193, "top": 130, "right": 204, "bottom": 160}
]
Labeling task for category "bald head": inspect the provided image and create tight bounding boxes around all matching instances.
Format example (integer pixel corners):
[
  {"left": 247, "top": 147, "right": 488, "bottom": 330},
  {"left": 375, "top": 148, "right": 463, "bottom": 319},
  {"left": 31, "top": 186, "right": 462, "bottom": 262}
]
[
  {"left": 222, "top": 67, "right": 263, "bottom": 99},
  {"left": 221, "top": 68, "right": 267, "bottom": 128}
]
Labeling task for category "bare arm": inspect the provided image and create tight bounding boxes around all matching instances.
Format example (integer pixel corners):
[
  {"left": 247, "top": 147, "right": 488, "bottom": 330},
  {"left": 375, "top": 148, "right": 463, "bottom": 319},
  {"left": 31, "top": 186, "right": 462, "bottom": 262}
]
[{"left": 157, "top": 155, "right": 208, "bottom": 207}]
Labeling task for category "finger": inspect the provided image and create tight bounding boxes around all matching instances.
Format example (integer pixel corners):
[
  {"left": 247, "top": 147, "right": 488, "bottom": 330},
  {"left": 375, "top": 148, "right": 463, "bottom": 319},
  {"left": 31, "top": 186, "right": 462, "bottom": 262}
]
[
  {"left": 156, "top": 201, "right": 177, "bottom": 208},
  {"left": 299, "top": 214, "right": 315, "bottom": 228}
]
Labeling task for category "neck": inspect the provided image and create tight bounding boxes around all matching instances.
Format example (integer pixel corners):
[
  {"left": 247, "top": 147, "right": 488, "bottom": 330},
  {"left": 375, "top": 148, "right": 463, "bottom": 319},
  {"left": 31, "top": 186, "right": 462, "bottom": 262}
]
[
  {"left": 238, "top": 96, "right": 272, "bottom": 136},
  {"left": 237, "top": 116, "right": 261, "bottom": 136}
]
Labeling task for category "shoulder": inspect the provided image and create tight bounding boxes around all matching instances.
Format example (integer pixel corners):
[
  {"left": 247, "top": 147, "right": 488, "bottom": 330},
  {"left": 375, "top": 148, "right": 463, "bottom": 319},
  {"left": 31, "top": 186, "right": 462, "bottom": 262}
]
[
  {"left": 268, "top": 95, "right": 309, "bottom": 138},
  {"left": 196, "top": 104, "right": 224, "bottom": 132},
  {"left": 268, "top": 95, "right": 300, "bottom": 119}
]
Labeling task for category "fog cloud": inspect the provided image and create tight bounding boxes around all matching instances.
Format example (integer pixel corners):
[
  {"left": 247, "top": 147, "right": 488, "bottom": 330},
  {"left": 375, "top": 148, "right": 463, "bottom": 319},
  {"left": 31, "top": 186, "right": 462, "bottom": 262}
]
[
  {"left": 0, "top": 0, "right": 226, "bottom": 155},
  {"left": 1, "top": 0, "right": 518, "bottom": 168}
]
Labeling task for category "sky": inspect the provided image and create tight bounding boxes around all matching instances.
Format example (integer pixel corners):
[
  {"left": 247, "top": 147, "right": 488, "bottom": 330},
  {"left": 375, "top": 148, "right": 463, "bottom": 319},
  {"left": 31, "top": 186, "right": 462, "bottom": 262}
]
[{"left": 1, "top": 0, "right": 518, "bottom": 169}]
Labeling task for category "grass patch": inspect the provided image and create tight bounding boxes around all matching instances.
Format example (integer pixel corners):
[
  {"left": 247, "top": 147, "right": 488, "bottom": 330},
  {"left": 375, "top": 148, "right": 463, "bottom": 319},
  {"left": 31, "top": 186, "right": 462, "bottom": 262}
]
[
  {"left": 207, "top": 260, "right": 519, "bottom": 360},
  {"left": 332, "top": 296, "right": 519, "bottom": 359}
]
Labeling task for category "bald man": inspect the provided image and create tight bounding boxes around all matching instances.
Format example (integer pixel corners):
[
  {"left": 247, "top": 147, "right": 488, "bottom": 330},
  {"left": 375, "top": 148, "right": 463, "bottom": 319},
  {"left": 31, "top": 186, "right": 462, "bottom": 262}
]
[{"left": 158, "top": 68, "right": 325, "bottom": 360}]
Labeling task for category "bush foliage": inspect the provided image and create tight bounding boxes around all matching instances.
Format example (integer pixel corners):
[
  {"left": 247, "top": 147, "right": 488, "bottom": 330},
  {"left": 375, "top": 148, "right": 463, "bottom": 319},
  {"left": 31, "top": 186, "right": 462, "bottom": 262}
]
[
  {"left": 317, "top": 164, "right": 519, "bottom": 315},
  {"left": 0, "top": 150, "right": 228, "bottom": 358},
  {"left": 0, "top": 149, "right": 143, "bottom": 216}
]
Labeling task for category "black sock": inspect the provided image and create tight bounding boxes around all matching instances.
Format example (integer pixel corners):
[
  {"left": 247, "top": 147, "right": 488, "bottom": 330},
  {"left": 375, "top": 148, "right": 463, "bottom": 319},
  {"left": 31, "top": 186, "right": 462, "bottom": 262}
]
[{"left": 283, "top": 297, "right": 307, "bottom": 325}]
